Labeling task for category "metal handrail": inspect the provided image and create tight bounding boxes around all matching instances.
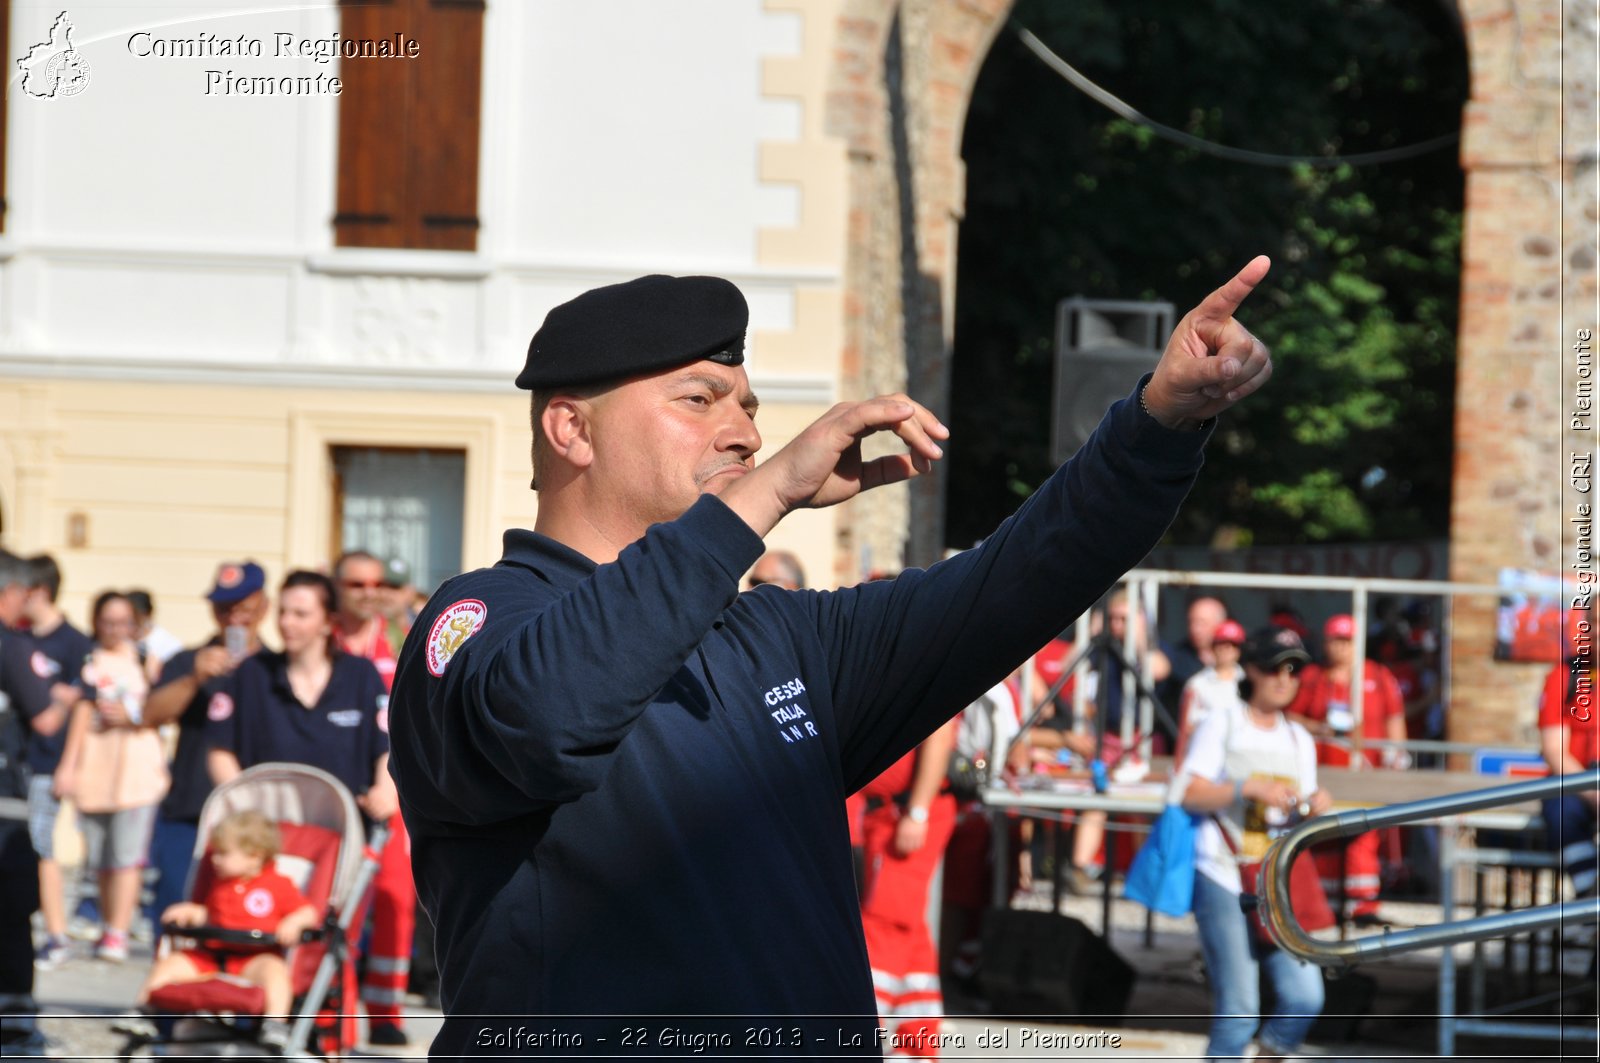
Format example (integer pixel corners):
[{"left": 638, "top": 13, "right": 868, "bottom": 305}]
[{"left": 1258, "top": 768, "right": 1600, "bottom": 966}]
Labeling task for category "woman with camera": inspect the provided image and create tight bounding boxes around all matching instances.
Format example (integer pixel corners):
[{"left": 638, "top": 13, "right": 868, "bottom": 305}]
[{"left": 1173, "top": 625, "right": 1331, "bottom": 1063}]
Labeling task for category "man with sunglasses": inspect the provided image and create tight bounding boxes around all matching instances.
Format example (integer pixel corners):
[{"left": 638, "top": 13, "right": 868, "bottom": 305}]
[
  {"left": 334, "top": 552, "right": 398, "bottom": 689},
  {"left": 332, "top": 550, "right": 416, "bottom": 1047}
]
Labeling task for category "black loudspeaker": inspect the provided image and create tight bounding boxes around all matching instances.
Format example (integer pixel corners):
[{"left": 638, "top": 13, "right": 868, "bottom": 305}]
[
  {"left": 978, "top": 909, "right": 1136, "bottom": 1018},
  {"left": 1050, "top": 299, "right": 1173, "bottom": 464}
]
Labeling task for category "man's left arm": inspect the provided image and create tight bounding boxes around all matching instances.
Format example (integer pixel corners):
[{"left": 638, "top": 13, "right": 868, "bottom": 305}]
[
  {"left": 819, "top": 258, "right": 1274, "bottom": 787},
  {"left": 818, "top": 386, "right": 1210, "bottom": 786}
]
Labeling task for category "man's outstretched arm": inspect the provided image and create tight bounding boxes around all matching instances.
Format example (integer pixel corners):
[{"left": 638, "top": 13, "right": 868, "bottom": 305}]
[{"left": 720, "top": 256, "right": 1272, "bottom": 535}]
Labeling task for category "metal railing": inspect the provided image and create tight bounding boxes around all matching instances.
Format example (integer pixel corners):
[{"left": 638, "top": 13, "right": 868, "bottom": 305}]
[
  {"left": 1256, "top": 767, "right": 1600, "bottom": 965},
  {"left": 1122, "top": 567, "right": 1522, "bottom": 768}
]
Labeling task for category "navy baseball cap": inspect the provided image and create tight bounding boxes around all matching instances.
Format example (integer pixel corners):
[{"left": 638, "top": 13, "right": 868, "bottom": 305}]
[
  {"left": 516, "top": 275, "right": 747, "bottom": 390},
  {"left": 205, "top": 561, "right": 265, "bottom": 604}
]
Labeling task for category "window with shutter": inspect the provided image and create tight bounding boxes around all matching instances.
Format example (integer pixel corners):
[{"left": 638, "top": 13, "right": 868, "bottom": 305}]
[{"left": 333, "top": 0, "right": 484, "bottom": 251}]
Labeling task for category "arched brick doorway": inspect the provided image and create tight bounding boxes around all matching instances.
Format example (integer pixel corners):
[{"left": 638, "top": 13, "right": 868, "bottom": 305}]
[{"left": 821, "top": 0, "right": 1592, "bottom": 742}]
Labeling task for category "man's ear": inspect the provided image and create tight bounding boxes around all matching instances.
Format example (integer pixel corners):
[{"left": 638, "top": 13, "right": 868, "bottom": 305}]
[{"left": 542, "top": 396, "right": 594, "bottom": 471}]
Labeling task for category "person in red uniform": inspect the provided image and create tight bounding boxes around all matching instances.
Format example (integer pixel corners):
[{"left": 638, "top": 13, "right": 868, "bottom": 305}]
[
  {"left": 941, "top": 676, "right": 1027, "bottom": 991},
  {"left": 1539, "top": 606, "right": 1600, "bottom": 895},
  {"left": 332, "top": 551, "right": 415, "bottom": 1047},
  {"left": 134, "top": 810, "right": 317, "bottom": 1020},
  {"left": 857, "top": 719, "right": 958, "bottom": 1057},
  {"left": 1288, "top": 614, "right": 1408, "bottom": 923}
]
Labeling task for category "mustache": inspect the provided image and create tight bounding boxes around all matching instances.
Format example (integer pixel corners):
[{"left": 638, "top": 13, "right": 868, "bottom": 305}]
[{"left": 695, "top": 459, "right": 752, "bottom": 486}]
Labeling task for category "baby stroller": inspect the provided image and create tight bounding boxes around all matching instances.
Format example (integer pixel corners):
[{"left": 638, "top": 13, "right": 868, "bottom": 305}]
[{"left": 120, "top": 763, "right": 390, "bottom": 1060}]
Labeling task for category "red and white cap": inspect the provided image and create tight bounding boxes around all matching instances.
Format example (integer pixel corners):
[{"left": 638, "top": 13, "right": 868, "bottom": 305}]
[
  {"left": 1324, "top": 614, "right": 1357, "bottom": 640},
  {"left": 1213, "top": 619, "right": 1247, "bottom": 646}
]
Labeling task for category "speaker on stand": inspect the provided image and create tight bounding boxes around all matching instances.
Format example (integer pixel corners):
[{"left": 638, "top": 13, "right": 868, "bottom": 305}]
[{"left": 1051, "top": 298, "right": 1174, "bottom": 466}]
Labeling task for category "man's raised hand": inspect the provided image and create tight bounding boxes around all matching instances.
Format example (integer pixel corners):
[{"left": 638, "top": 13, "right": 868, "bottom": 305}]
[
  {"left": 720, "top": 394, "right": 948, "bottom": 536},
  {"left": 1141, "top": 255, "right": 1274, "bottom": 429}
]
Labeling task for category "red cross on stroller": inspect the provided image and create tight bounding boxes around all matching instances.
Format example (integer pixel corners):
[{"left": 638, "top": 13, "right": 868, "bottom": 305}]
[{"left": 118, "top": 763, "right": 392, "bottom": 1059}]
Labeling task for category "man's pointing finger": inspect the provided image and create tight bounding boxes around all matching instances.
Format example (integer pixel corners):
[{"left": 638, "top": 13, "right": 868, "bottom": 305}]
[{"left": 1195, "top": 254, "right": 1271, "bottom": 324}]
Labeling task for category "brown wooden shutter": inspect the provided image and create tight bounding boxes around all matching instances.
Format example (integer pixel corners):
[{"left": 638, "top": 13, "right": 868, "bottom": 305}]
[
  {"left": 334, "top": 0, "right": 483, "bottom": 250},
  {"left": 412, "top": 0, "right": 484, "bottom": 250}
]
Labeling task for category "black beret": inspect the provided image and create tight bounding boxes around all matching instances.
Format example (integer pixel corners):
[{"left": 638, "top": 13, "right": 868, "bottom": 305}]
[{"left": 516, "top": 274, "right": 747, "bottom": 390}]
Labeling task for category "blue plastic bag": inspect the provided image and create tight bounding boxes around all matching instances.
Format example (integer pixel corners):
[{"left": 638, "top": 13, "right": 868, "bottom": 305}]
[{"left": 1122, "top": 804, "right": 1199, "bottom": 917}]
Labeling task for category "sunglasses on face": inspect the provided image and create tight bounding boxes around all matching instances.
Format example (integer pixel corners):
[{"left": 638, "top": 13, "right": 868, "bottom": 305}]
[
  {"left": 1265, "top": 661, "right": 1303, "bottom": 677},
  {"left": 341, "top": 580, "right": 383, "bottom": 590}
]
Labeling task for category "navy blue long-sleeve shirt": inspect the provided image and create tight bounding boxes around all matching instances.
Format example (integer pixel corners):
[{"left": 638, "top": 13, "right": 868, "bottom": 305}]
[{"left": 388, "top": 384, "right": 1210, "bottom": 1055}]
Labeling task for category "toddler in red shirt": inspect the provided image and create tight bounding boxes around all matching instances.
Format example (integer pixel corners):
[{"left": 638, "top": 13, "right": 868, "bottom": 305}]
[{"left": 134, "top": 810, "right": 318, "bottom": 1020}]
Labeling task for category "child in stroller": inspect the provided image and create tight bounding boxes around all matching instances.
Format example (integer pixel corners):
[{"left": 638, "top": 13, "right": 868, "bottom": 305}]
[
  {"left": 132, "top": 810, "right": 318, "bottom": 1033},
  {"left": 117, "top": 762, "right": 384, "bottom": 1059}
]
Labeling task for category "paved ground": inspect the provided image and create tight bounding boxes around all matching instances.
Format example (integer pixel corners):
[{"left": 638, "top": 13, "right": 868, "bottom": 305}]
[
  {"left": 32, "top": 933, "right": 441, "bottom": 1058},
  {"left": 26, "top": 890, "right": 1597, "bottom": 1060}
]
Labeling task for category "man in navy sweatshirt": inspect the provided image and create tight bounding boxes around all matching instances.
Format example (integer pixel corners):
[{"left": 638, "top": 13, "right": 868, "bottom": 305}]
[{"left": 389, "top": 259, "right": 1274, "bottom": 1056}]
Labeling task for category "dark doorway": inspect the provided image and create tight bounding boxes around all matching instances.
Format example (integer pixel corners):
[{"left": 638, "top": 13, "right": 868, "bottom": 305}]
[{"left": 948, "top": 0, "right": 1468, "bottom": 551}]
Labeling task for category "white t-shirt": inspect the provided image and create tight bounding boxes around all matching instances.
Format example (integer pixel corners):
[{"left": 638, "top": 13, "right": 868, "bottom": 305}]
[
  {"left": 1171, "top": 701, "right": 1317, "bottom": 894},
  {"left": 1180, "top": 665, "right": 1245, "bottom": 734}
]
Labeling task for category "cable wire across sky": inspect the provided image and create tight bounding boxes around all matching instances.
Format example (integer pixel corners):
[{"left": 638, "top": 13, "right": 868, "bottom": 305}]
[{"left": 1014, "top": 23, "right": 1461, "bottom": 169}]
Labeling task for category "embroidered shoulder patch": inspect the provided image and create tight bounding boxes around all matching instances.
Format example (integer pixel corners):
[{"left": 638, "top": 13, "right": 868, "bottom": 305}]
[{"left": 427, "top": 599, "right": 488, "bottom": 677}]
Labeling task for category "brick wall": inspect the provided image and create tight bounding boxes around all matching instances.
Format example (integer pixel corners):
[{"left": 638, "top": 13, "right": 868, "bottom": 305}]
[
  {"left": 826, "top": 0, "right": 1011, "bottom": 575},
  {"left": 1449, "top": 0, "right": 1596, "bottom": 750}
]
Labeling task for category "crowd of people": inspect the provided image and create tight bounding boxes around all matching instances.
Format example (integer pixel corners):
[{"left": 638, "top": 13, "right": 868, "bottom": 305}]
[
  {"left": 1, "top": 546, "right": 1591, "bottom": 1060},
  {"left": 0, "top": 546, "right": 425, "bottom": 1052},
  {"left": 844, "top": 582, "right": 1592, "bottom": 1060},
  {"left": 726, "top": 553, "right": 1456, "bottom": 1059}
]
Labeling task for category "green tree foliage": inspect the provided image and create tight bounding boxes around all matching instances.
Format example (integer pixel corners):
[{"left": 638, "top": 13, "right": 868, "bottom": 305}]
[{"left": 948, "top": 0, "right": 1467, "bottom": 549}]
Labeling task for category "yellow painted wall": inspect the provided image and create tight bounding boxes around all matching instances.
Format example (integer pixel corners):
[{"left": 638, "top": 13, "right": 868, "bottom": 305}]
[{"left": 0, "top": 375, "right": 838, "bottom": 644}]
